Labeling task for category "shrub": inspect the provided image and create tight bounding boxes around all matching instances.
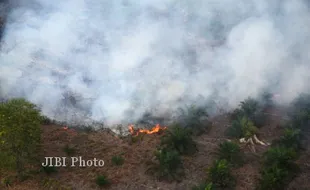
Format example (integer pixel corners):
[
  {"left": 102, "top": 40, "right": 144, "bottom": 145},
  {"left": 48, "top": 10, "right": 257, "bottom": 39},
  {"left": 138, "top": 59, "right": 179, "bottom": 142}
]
[
  {"left": 230, "top": 108, "right": 244, "bottom": 121},
  {"left": 240, "top": 98, "right": 259, "bottom": 117},
  {"left": 161, "top": 124, "right": 197, "bottom": 155},
  {"left": 112, "top": 155, "right": 124, "bottom": 166},
  {"left": 263, "top": 147, "right": 298, "bottom": 170},
  {"left": 204, "top": 182, "right": 216, "bottom": 190},
  {"left": 226, "top": 116, "right": 257, "bottom": 139},
  {"left": 154, "top": 147, "right": 183, "bottom": 181},
  {"left": 258, "top": 164, "right": 289, "bottom": 190},
  {"left": 40, "top": 115, "right": 54, "bottom": 125},
  {"left": 96, "top": 175, "right": 110, "bottom": 187},
  {"left": 217, "top": 141, "right": 243, "bottom": 167},
  {"left": 208, "top": 159, "right": 235, "bottom": 188},
  {"left": 63, "top": 144, "right": 76, "bottom": 156},
  {"left": 288, "top": 93, "right": 310, "bottom": 129},
  {"left": 278, "top": 128, "right": 302, "bottom": 150},
  {"left": 41, "top": 165, "right": 58, "bottom": 174},
  {"left": 0, "top": 98, "right": 42, "bottom": 175},
  {"left": 178, "top": 105, "right": 209, "bottom": 135},
  {"left": 231, "top": 98, "right": 267, "bottom": 128}
]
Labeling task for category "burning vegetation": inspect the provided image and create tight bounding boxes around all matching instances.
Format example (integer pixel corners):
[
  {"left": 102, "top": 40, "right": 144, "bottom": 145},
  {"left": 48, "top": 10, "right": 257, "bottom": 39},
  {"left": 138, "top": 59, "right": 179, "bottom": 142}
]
[
  {"left": 1, "top": 93, "right": 310, "bottom": 189},
  {"left": 128, "top": 124, "right": 167, "bottom": 136}
]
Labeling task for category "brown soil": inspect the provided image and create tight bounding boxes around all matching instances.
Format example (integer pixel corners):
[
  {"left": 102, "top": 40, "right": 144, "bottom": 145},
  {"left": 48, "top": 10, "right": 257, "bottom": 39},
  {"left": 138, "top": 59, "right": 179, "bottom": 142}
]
[{"left": 1, "top": 107, "right": 308, "bottom": 190}]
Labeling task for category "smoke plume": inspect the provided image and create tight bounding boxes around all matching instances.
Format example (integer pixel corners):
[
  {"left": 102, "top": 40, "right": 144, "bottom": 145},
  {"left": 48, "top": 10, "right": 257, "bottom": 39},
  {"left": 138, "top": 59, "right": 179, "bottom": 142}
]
[{"left": 1, "top": 0, "right": 310, "bottom": 126}]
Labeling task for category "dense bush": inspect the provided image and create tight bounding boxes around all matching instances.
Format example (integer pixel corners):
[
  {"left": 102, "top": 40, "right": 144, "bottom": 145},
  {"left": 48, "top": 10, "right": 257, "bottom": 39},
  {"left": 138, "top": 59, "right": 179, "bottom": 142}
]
[
  {"left": 154, "top": 147, "right": 183, "bottom": 181},
  {"left": 112, "top": 155, "right": 124, "bottom": 166},
  {"left": 258, "top": 138, "right": 300, "bottom": 189},
  {"left": 258, "top": 164, "right": 289, "bottom": 190},
  {"left": 0, "top": 98, "right": 42, "bottom": 175},
  {"left": 96, "top": 175, "right": 110, "bottom": 187},
  {"left": 230, "top": 98, "right": 267, "bottom": 128},
  {"left": 263, "top": 147, "right": 298, "bottom": 170},
  {"left": 278, "top": 128, "right": 302, "bottom": 150},
  {"left": 226, "top": 116, "right": 257, "bottom": 139},
  {"left": 288, "top": 93, "right": 310, "bottom": 129},
  {"left": 41, "top": 165, "right": 58, "bottom": 175},
  {"left": 217, "top": 141, "right": 243, "bottom": 167},
  {"left": 161, "top": 124, "right": 197, "bottom": 155},
  {"left": 208, "top": 159, "right": 235, "bottom": 189}
]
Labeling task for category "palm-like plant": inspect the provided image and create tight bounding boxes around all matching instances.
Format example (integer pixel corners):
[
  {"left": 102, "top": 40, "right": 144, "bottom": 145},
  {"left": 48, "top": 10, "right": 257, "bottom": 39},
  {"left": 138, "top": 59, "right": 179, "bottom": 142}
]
[
  {"left": 231, "top": 97, "right": 267, "bottom": 128},
  {"left": 217, "top": 141, "right": 243, "bottom": 167},
  {"left": 161, "top": 124, "right": 197, "bottom": 155},
  {"left": 278, "top": 128, "right": 302, "bottom": 150},
  {"left": 263, "top": 147, "right": 297, "bottom": 169},
  {"left": 289, "top": 93, "right": 310, "bottom": 129},
  {"left": 259, "top": 164, "right": 289, "bottom": 190},
  {"left": 240, "top": 98, "right": 258, "bottom": 117},
  {"left": 227, "top": 116, "right": 257, "bottom": 139},
  {"left": 208, "top": 159, "right": 235, "bottom": 188}
]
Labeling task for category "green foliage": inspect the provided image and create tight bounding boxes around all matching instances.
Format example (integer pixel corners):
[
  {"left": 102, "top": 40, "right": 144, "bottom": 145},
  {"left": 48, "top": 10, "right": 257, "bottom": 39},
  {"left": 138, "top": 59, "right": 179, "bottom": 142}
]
[
  {"left": 208, "top": 159, "right": 235, "bottom": 188},
  {"left": 289, "top": 93, "right": 310, "bottom": 129},
  {"left": 63, "top": 144, "right": 76, "bottom": 156},
  {"left": 0, "top": 151, "right": 15, "bottom": 170},
  {"left": 0, "top": 98, "right": 42, "bottom": 175},
  {"left": 40, "top": 115, "right": 54, "bottom": 125},
  {"left": 96, "top": 175, "right": 110, "bottom": 187},
  {"left": 240, "top": 98, "right": 259, "bottom": 117},
  {"left": 154, "top": 147, "right": 183, "bottom": 181},
  {"left": 263, "top": 147, "right": 297, "bottom": 170},
  {"left": 258, "top": 164, "right": 289, "bottom": 190},
  {"left": 258, "top": 145, "right": 300, "bottom": 189},
  {"left": 217, "top": 141, "right": 243, "bottom": 167},
  {"left": 226, "top": 116, "right": 257, "bottom": 139},
  {"left": 230, "top": 98, "right": 267, "bottom": 128},
  {"left": 112, "top": 155, "right": 124, "bottom": 166},
  {"left": 178, "top": 105, "right": 210, "bottom": 135},
  {"left": 161, "top": 124, "right": 197, "bottom": 155},
  {"left": 278, "top": 128, "right": 302, "bottom": 150},
  {"left": 205, "top": 182, "right": 216, "bottom": 190},
  {"left": 41, "top": 165, "right": 58, "bottom": 174}
]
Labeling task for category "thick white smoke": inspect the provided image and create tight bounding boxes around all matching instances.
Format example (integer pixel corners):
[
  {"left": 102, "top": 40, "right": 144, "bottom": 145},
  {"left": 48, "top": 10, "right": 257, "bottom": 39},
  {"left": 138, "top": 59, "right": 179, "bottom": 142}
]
[{"left": 0, "top": 0, "right": 310, "bottom": 126}]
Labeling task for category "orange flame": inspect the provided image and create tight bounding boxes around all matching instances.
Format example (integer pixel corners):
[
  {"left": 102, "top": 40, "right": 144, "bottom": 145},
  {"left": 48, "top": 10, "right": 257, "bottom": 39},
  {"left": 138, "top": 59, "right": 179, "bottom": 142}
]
[
  {"left": 62, "top": 126, "right": 77, "bottom": 136},
  {"left": 129, "top": 124, "right": 167, "bottom": 136}
]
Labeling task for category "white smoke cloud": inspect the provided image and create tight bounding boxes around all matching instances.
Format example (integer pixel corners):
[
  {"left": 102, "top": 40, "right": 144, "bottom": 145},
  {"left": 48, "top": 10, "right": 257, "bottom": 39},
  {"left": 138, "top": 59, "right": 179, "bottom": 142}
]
[{"left": 1, "top": 0, "right": 310, "bottom": 125}]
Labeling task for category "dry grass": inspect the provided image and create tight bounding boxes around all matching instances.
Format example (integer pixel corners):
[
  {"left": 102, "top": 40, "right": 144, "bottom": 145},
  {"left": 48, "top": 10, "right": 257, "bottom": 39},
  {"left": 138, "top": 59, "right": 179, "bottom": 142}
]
[{"left": 1, "top": 107, "right": 308, "bottom": 190}]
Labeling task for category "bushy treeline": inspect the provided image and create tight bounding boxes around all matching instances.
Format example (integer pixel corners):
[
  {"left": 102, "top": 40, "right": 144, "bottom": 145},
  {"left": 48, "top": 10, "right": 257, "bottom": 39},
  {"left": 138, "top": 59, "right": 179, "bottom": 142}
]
[
  {"left": 257, "top": 93, "right": 310, "bottom": 190},
  {"left": 0, "top": 98, "right": 43, "bottom": 176}
]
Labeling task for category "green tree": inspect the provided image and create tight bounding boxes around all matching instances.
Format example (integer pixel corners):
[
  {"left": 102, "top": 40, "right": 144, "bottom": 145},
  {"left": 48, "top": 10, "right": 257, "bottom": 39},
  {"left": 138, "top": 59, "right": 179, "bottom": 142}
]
[
  {"left": 161, "top": 124, "right": 197, "bottom": 155},
  {"left": 208, "top": 159, "right": 235, "bottom": 188},
  {"left": 227, "top": 116, "right": 257, "bottom": 139},
  {"left": 217, "top": 141, "right": 243, "bottom": 167},
  {"left": 0, "top": 98, "right": 42, "bottom": 175}
]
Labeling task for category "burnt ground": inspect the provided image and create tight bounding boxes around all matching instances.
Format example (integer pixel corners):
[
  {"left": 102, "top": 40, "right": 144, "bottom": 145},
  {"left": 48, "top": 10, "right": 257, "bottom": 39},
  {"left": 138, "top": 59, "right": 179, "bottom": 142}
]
[{"left": 1, "top": 107, "right": 310, "bottom": 190}]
